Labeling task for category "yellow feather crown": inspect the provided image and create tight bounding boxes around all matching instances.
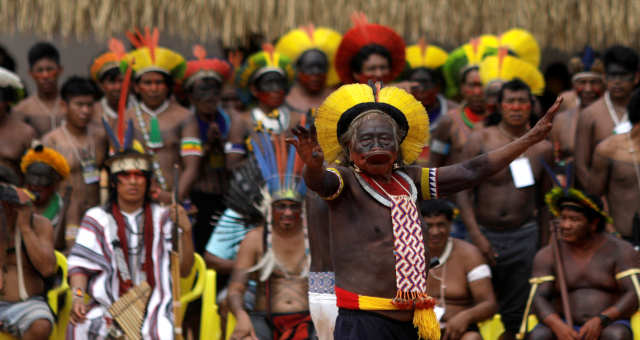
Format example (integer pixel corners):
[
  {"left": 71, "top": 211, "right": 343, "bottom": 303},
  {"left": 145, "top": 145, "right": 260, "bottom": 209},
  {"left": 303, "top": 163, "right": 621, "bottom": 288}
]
[
  {"left": 406, "top": 43, "right": 449, "bottom": 70},
  {"left": 21, "top": 145, "right": 70, "bottom": 180},
  {"left": 479, "top": 53, "right": 545, "bottom": 95},
  {"left": 275, "top": 26, "right": 342, "bottom": 87},
  {"left": 315, "top": 84, "right": 429, "bottom": 165},
  {"left": 499, "top": 28, "right": 540, "bottom": 67},
  {"left": 125, "top": 47, "right": 186, "bottom": 80}
]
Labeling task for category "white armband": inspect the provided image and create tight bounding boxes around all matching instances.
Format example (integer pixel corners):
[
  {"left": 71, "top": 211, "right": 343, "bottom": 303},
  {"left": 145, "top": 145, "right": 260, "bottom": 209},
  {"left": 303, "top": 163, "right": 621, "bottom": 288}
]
[
  {"left": 467, "top": 264, "right": 491, "bottom": 282},
  {"left": 430, "top": 139, "right": 451, "bottom": 155}
]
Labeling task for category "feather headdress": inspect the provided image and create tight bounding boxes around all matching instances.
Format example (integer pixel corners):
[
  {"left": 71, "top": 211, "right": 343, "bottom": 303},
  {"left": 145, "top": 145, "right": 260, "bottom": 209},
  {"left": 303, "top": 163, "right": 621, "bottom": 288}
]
[
  {"left": 442, "top": 35, "right": 499, "bottom": 98},
  {"left": 235, "top": 44, "right": 294, "bottom": 89},
  {"left": 479, "top": 48, "right": 545, "bottom": 95},
  {"left": 90, "top": 38, "right": 129, "bottom": 82},
  {"left": 275, "top": 25, "right": 343, "bottom": 87},
  {"left": 405, "top": 38, "right": 449, "bottom": 70},
  {"left": 499, "top": 28, "right": 541, "bottom": 68},
  {"left": 183, "top": 45, "right": 233, "bottom": 88},
  {"left": 124, "top": 27, "right": 186, "bottom": 80},
  {"left": 334, "top": 12, "right": 406, "bottom": 84},
  {"left": 0, "top": 67, "right": 24, "bottom": 104},
  {"left": 21, "top": 143, "right": 70, "bottom": 180}
]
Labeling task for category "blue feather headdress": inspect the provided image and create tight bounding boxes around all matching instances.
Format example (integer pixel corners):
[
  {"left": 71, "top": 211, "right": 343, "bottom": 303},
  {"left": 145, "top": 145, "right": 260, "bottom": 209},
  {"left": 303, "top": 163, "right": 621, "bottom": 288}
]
[{"left": 250, "top": 130, "right": 306, "bottom": 202}]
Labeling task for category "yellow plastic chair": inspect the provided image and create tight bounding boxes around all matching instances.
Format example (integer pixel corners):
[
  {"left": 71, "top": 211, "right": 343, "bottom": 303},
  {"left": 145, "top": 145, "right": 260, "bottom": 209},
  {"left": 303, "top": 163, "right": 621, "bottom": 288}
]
[
  {"left": 0, "top": 251, "right": 70, "bottom": 340},
  {"left": 200, "top": 269, "right": 222, "bottom": 340},
  {"left": 226, "top": 312, "right": 237, "bottom": 340},
  {"left": 177, "top": 253, "right": 207, "bottom": 325}
]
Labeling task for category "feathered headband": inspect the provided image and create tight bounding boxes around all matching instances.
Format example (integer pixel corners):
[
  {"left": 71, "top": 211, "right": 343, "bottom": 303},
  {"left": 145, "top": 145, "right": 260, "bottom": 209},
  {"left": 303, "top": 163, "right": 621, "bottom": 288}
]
[
  {"left": 405, "top": 38, "right": 449, "bottom": 71},
  {"left": 315, "top": 82, "right": 429, "bottom": 165},
  {"left": 479, "top": 48, "right": 545, "bottom": 95},
  {"left": 124, "top": 27, "right": 187, "bottom": 80},
  {"left": 568, "top": 46, "right": 605, "bottom": 82},
  {"left": 90, "top": 38, "right": 129, "bottom": 82},
  {"left": 21, "top": 143, "right": 70, "bottom": 180},
  {"left": 183, "top": 45, "right": 233, "bottom": 88},
  {"left": 275, "top": 25, "right": 343, "bottom": 87},
  {"left": 250, "top": 130, "right": 306, "bottom": 202},
  {"left": 442, "top": 35, "right": 499, "bottom": 98},
  {"left": 235, "top": 44, "right": 294, "bottom": 89},
  {"left": 0, "top": 67, "right": 25, "bottom": 105},
  {"left": 335, "top": 12, "right": 406, "bottom": 84}
]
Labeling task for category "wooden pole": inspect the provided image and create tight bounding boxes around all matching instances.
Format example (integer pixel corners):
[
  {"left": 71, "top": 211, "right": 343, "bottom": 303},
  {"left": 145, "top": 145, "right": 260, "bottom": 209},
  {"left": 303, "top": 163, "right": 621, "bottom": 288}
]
[{"left": 549, "top": 220, "right": 573, "bottom": 328}]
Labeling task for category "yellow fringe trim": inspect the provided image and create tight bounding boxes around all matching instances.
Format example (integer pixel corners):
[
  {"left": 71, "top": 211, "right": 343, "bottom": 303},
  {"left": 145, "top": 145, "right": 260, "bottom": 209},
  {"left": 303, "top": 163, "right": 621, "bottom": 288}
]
[{"left": 414, "top": 308, "right": 441, "bottom": 340}]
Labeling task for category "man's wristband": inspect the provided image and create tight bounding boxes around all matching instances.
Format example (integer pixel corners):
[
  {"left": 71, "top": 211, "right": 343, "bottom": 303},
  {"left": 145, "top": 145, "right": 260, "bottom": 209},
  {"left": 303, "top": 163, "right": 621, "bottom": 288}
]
[{"left": 597, "top": 314, "right": 611, "bottom": 328}]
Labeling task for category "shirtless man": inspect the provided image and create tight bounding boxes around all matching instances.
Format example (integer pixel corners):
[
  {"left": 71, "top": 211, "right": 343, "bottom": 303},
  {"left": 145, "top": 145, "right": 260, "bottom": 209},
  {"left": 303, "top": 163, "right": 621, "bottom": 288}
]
[
  {"left": 226, "top": 47, "right": 297, "bottom": 169},
  {"left": 528, "top": 190, "right": 637, "bottom": 340},
  {"left": 590, "top": 89, "right": 640, "bottom": 239},
  {"left": 229, "top": 131, "right": 313, "bottom": 340},
  {"left": 456, "top": 79, "right": 552, "bottom": 340},
  {"left": 0, "top": 173, "right": 57, "bottom": 339},
  {"left": 421, "top": 199, "right": 497, "bottom": 340},
  {"left": 288, "top": 82, "right": 562, "bottom": 339},
  {"left": 550, "top": 50, "right": 605, "bottom": 172},
  {"left": 429, "top": 66, "right": 486, "bottom": 167},
  {"left": 575, "top": 46, "right": 639, "bottom": 188},
  {"left": 91, "top": 54, "right": 136, "bottom": 125},
  {"left": 14, "top": 42, "right": 65, "bottom": 137},
  {"left": 20, "top": 144, "right": 70, "bottom": 250},
  {"left": 124, "top": 43, "right": 201, "bottom": 202},
  {"left": 43, "top": 76, "right": 106, "bottom": 251},
  {"left": 0, "top": 68, "right": 35, "bottom": 180}
]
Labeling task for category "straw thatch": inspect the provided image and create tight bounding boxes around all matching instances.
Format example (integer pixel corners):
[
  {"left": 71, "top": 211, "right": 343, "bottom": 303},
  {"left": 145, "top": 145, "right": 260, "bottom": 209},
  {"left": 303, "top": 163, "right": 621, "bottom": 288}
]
[{"left": 1, "top": 0, "right": 639, "bottom": 52}]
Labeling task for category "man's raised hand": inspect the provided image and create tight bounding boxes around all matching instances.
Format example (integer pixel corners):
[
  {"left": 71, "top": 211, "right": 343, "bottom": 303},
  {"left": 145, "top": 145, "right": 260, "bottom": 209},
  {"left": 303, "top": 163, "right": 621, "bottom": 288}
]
[
  {"left": 527, "top": 96, "right": 563, "bottom": 143},
  {"left": 286, "top": 124, "right": 324, "bottom": 169}
]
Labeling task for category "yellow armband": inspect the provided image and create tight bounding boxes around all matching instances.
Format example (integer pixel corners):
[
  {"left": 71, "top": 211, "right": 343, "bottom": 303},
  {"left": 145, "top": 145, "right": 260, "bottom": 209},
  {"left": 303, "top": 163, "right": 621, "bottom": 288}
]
[
  {"left": 321, "top": 168, "right": 344, "bottom": 201},
  {"left": 616, "top": 268, "right": 640, "bottom": 306},
  {"left": 421, "top": 168, "right": 438, "bottom": 200}
]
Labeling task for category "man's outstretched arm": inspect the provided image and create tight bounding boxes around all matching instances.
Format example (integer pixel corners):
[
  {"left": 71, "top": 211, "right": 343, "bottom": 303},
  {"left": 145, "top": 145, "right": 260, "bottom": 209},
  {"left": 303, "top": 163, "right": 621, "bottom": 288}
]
[{"left": 436, "top": 97, "right": 563, "bottom": 197}]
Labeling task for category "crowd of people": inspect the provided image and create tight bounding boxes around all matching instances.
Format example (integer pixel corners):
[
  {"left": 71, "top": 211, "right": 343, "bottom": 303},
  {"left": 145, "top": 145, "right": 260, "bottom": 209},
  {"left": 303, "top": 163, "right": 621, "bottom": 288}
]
[{"left": 0, "top": 13, "right": 638, "bottom": 340}]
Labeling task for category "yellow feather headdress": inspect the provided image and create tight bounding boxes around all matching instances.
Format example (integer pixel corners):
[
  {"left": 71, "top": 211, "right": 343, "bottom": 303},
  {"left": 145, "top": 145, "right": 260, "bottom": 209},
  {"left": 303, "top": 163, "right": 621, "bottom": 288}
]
[
  {"left": 124, "top": 28, "right": 186, "bottom": 80},
  {"left": 21, "top": 144, "right": 70, "bottom": 180},
  {"left": 405, "top": 38, "right": 449, "bottom": 70},
  {"left": 479, "top": 49, "right": 545, "bottom": 95},
  {"left": 499, "top": 28, "right": 540, "bottom": 68},
  {"left": 315, "top": 83, "right": 429, "bottom": 165},
  {"left": 275, "top": 25, "right": 342, "bottom": 87}
]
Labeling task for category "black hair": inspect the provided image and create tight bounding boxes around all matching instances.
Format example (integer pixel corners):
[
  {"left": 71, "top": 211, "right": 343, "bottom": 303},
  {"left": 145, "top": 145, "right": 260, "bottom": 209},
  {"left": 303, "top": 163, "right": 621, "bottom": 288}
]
[
  {"left": 0, "top": 45, "right": 16, "bottom": 72},
  {"left": 28, "top": 42, "right": 60, "bottom": 68},
  {"left": 603, "top": 45, "right": 639, "bottom": 72},
  {"left": 0, "top": 87, "right": 18, "bottom": 105},
  {"left": 134, "top": 71, "right": 174, "bottom": 98},
  {"left": 459, "top": 65, "right": 479, "bottom": 86},
  {"left": 99, "top": 67, "right": 123, "bottom": 83},
  {"left": 497, "top": 78, "right": 534, "bottom": 104},
  {"left": 419, "top": 199, "right": 455, "bottom": 221},
  {"left": 628, "top": 89, "right": 640, "bottom": 125},
  {"left": 60, "top": 76, "right": 99, "bottom": 102},
  {"left": 350, "top": 44, "right": 392, "bottom": 74},
  {"left": 557, "top": 193, "right": 606, "bottom": 232}
]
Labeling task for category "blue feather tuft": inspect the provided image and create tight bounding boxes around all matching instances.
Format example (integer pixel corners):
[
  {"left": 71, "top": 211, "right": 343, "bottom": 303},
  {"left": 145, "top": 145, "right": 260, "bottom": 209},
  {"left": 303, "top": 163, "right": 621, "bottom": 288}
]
[
  {"left": 582, "top": 46, "right": 595, "bottom": 71},
  {"left": 124, "top": 119, "right": 135, "bottom": 150},
  {"left": 251, "top": 138, "right": 273, "bottom": 192},
  {"left": 102, "top": 117, "right": 121, "bottom": 151},
  {"left": 540, "top": 157, "right": 563, "bottom": 189}
]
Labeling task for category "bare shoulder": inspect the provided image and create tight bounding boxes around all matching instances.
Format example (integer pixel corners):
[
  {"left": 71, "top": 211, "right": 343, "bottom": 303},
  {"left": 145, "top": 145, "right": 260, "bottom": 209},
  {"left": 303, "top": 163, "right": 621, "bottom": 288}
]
[
  {"left": 452, "top": 238, "right": 485, "bottom": 264},
  {"left": 8, "top": 115, "right": 36, "bottom": 137},
  {"left": 579, "top": 98, "right": 605, "bottom": 121},
  {"left": 534, "top": 244, "right": 553, "bottom": 263},
  {"left": 605, "top": 234, "right": 635, "bottom": 254},
  {"left": 243, "top": 227, "right": 263, "bottom": 247},
  {"left": 33, "top": 213, "right": 54, "bottom": 237},
  {"left": 597, "top": 133, "right": 624, "bottom": 156},
  {"left": 532, "top": 138, "right": 553, "bottom": 155},
  {"left": 42, "top": 128, "right": 62, "bottom": 145}
]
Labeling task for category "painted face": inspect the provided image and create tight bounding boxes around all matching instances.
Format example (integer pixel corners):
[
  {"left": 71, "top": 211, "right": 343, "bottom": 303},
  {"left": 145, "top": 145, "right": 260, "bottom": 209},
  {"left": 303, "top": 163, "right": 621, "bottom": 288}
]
[
  {"left": 460, "top": 69, "right": 485, "bottom": 113},
  {"left": 605, "top": 63, "right": 637, "bottom": 101},
  {"left": 297, "top": 50, "right": 328, "bottom": 94},
  {"left": 24, "top": 163, "right": 58, "bottom": 205},
  {"left": 220, "top": 84, "right": 243, "bottom": 111},
  {"left": 253, "top": 72, "right": 287, "bottom": 110},
  {"left": 116, "top": 170, "right": 147, "bottom": 204},
  {"left": 189, "top": 77, "right": 222, "bottom": 117},
  {"left": 484, "top": 81, "right": 503, "bottom": 115},
  {"left": 424, "top": 214, "right": 451, "bottom": 251},
  {"left": 573, "top": 76, "right": 605, "bottom": 107},
  {"left": 100, "top": 73, "right": 124, "bottom": 105},
  {"left": 134, "top": 71, "right": 169, "bottom": 109},
  {"left": 354, "top": 53, "right": 390, "bottom": 84},
  {"left": 349, "top": 116, "right": 398, "bottom": 176},
  {"left": 30, "top": 58, "right": 61, "bottom": 94},
  {"left": 557, "top": 207, "right": 595, "bottom": 243},
  {"left": 409, "top": 68, "right": 438, "bottom": 108},
  {"left": 271, "top": 199, "right": 302, "bottom": 231},
  {"left": 64, "top": 94, "right": 96, "bottom": 129},
  {"left": 500, "top": 89, "right": 532, "bottom": 127}
]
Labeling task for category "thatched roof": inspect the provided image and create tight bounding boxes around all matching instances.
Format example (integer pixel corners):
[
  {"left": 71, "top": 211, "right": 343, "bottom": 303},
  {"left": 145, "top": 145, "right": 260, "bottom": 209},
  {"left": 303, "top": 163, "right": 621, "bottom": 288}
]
[{"left": 1, "top": 0, "right": 638, "bottom": 52}]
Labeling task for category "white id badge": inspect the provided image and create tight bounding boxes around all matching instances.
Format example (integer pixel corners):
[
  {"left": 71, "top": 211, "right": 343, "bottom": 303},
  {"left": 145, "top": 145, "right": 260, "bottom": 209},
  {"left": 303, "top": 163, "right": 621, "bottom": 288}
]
[
  {"left": 509, "top": 157, "right": 535, "bottom": 188},
  {"left": 82, "top": 162, "right": 100, "bottom": 184},
  {"left": 434, "top": 305, "right": 445, "bottom": 321},
  {"left": 614, "top": 121, "right": 632, "bottom": 135}
]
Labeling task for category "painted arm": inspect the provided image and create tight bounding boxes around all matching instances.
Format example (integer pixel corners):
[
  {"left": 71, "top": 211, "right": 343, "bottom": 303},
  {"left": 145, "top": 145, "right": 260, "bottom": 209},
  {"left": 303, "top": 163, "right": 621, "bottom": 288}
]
[
  {"left": 228, "top": 228, "right": 261, "bottom": 340},
  {"left": 573, "top": 110, "right": 593, "bottom": 189},
  {"left": 178, "top": 119, "right": 202, "bottom": 201},
  {"left": 19, "top": 207, "right": 56, "bottom": 277},
  {"left": 436, "top": 97, "right": 562, "bottom": 196}
]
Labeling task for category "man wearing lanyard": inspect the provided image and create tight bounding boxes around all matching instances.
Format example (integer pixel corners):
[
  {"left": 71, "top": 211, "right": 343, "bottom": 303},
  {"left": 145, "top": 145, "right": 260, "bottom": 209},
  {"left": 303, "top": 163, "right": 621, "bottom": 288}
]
[
  {"left": 574, "top": 45, "right": 639, "bottom": 188},
  {"left": 43, "top": 76, "right": 106, "bottom": 252}
]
